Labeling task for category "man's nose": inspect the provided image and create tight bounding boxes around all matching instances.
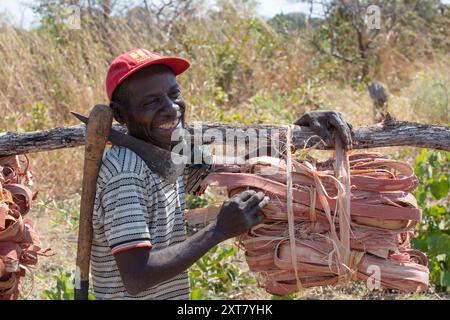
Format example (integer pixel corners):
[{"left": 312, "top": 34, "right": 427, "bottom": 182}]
[{"left": 159, "top": 95, "right": 181, "bottom": 119}]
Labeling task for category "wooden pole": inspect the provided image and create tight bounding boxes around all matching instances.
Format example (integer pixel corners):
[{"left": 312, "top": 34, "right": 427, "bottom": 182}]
[
  {"left": 0, "top": 119, "right": 449, "bottom": 156},
  {"left": 74, "top": 105, "right": 113, "bottom": 300}
]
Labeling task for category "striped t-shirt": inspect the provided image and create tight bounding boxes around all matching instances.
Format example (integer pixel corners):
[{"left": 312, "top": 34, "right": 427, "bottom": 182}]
[{"left": 91, "top": 145, "right": 209, "bottom": 300}]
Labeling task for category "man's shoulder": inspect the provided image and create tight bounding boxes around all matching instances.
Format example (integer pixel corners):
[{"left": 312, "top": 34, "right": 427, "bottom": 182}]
[
  {"left": 99, "top": 145, "right": 187, "bottom": 190},
  {"left": 99, "top": 145, "right": 150, "bottom": 181}
]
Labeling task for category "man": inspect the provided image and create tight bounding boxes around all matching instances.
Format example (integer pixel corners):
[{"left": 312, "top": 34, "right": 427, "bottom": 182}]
[{"left": 91, "top": 49, "right": 353, "bottom": 299}]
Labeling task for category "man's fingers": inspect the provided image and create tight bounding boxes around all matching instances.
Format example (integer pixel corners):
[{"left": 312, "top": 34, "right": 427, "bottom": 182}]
[
  {"left": 236, "top": 189, "right": 256, "bottom": 202},
  {"left": 308, "top": 119, "right": 331, "bottom": 146},
  {"left": 318, "top": 128, "right": 332, "bottom": 147},
  {"left": 249, "top": 196, "right": 270, "bottom": 226},
  {"left": 347, "top": 122, "right": 353, "bottom": 131},
  {"left": 246, "top": 196, "right": 270, "bottom": 217},
  {"left": 258, "top": 196, "right": 271, "bottom": 211},
  {"left": 347, "top": 122, "right": 356, "bottom": 141},
  {"left": 299, "top": 116, "right": 333, "bottom": 147},
  {"left": 344, "top": 116, "right": 355, "bottom": 147},
  {"left": 244, "top": 191, "right": 265, "bottom": 208}
]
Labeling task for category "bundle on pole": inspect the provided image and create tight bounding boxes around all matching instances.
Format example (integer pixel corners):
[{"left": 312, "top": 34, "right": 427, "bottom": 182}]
[
  {"left": 0, "top": 155, "right": 53, "bottom": 299},
  {"left": 187, "top": 141, "right": 429, "bottom": 295}
]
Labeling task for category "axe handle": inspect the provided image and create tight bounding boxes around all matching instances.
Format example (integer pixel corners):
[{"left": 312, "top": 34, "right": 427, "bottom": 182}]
[{"left": 75, "top": 105, "right": 113, "bottom": 300}]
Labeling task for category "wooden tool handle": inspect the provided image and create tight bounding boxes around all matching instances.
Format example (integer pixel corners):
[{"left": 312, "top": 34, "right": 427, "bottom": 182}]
[{"left": 74, "top": 105, "right": 113, "bottom": 300}]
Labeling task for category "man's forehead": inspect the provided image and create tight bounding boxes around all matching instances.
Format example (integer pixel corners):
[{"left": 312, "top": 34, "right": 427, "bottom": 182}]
[{"left": 124, "top": 65, "right": 179, "bottom": 95}]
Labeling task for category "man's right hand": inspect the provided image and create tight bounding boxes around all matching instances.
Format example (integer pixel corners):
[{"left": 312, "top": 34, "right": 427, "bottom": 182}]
[{"left": 213, "top": 190, "right": 270, "bottom": 241}]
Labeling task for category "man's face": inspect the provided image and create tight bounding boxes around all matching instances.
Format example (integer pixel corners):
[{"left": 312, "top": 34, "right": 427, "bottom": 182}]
[{"left": 111, "top": 65, "right": 186, "bottom": 150}]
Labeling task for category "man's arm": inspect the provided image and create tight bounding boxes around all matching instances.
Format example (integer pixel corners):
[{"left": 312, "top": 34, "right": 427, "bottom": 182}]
[{"left": 114, "top": 190, "right": 269, "bottom": 295}]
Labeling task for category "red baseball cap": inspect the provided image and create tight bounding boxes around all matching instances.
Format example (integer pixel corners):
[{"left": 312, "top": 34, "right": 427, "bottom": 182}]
[{"left": 105, "top": 49, "right": 190, "bottom": 101}]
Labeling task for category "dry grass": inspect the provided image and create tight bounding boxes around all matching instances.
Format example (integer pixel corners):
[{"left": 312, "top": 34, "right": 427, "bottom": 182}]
[
  {"left": 11, "top": 50, "right": 450, "bottom": 301},
  {"left": 18, "top": 194, "right": 79, "bottom": 300},
  {"left": 0, "top": 1, "right": 448, "bottom": 300},
  {"left": 8, "top": 63, "right": 448, "bottom": 301}
]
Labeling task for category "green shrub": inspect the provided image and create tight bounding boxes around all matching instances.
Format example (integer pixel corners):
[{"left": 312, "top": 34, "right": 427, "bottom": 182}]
[
  {"left": 408, "top": 72, "right": 449, "bottom": 124},
  {"left": 413, "top": 149, "right": 450, "bottom": 291},
  {"left": 40, "top": 268, "right": 95, "bottom": 300},
  {"left": 36, "top": 195, "right": 80, "bottom": 232},
  {"left": 189, "top": 244, "right": 256, "bottom": 300}
]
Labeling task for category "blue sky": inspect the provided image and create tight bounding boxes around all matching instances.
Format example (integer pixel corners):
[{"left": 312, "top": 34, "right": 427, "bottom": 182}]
[
  {"left": 1, "top": 0, "right": 449, "bottom": 29},
  {"left": 0, "top": 0, "right": 309, "bottom": 28}
]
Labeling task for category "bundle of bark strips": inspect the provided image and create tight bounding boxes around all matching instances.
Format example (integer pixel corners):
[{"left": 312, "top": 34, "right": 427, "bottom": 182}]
[
  {"left": 0, "top": 155, "right": 53, "bottom": 300},
  {"left": 187, "top": 147, "right": 429, "bottom": 295}
]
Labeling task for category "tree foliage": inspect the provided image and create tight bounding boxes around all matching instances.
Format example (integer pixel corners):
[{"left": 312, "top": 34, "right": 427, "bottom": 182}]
[{"left": 413, "top": 149, "right": 450, "bottom": 291}]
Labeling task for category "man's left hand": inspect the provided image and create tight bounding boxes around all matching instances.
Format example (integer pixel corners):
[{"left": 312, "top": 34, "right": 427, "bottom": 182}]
[{"left": 294, "top": 111, "right": 354, "bottom": 149}]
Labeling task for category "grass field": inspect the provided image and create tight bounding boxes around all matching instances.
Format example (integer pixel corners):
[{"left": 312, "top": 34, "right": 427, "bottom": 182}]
[{"left": 1, "top": 0, "right": 449, "bottom": 299}]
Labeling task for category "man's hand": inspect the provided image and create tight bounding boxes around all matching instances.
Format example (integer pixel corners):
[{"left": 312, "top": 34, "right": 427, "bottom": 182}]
[
  {"left": 213, "top": 190, "right": 269, "bottom": 240},
  {"left": 294, "top": 111, "right": 354, "bottom": 149}
]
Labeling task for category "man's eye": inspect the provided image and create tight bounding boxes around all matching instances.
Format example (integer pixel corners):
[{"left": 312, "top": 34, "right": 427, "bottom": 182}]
[
  {"left": 170, "top": 91, "right": 181, "bottom": 99},
  {"left": 145, "top": 99, "right": 158, "bottom": 106}
]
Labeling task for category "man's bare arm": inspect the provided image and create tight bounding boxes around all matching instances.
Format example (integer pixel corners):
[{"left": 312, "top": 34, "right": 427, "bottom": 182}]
[{"left": 114, "top": 190, "right": 269, "bottom": 295}]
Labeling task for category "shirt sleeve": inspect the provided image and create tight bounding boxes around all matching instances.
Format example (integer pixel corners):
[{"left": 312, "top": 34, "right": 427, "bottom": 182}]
[{"left": 101, "top": 172, "right": 153, "bottom": 255}]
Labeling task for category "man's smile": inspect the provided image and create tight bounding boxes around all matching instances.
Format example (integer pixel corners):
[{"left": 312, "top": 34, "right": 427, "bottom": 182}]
[{"left": 154, "top": 118, "right": 181, "bottom": 130}]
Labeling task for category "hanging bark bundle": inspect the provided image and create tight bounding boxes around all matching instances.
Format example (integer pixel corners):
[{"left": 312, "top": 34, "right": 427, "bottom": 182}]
[
  {"left": 187, "top": 146, "right": 429, "bottom": 295},
  {"left": 0, "top": 155, "right": 53, "bottom": 300}
]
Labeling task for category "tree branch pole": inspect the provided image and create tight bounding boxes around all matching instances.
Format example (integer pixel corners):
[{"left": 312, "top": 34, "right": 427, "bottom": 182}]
[{"left": 0, "top": 120, "right": 449, "bottom": 157}]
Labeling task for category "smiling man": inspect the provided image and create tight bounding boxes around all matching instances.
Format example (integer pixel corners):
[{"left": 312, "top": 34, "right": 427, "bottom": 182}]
[{"left": 91, "top": 49, "right": 353, "bottom": 300}]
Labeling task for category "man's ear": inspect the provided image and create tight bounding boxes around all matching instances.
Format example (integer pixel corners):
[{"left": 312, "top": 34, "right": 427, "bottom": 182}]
[{"left": 110, "top": 101, "right": 126, "bottom": 124}]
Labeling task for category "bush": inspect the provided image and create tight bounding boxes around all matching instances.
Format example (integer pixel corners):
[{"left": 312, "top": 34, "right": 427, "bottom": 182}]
[
  {"left": 407, "top": 72, "right": 449, "bottom": 124},
  {"left": 189, "top": 244, "right": 256, "bottom": 300},
  {"left": 40, "top": 268, "right": 95, "bottom": 300},
  {"left": 413, "top": 149, "right": 450, "bottom": 291}
]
